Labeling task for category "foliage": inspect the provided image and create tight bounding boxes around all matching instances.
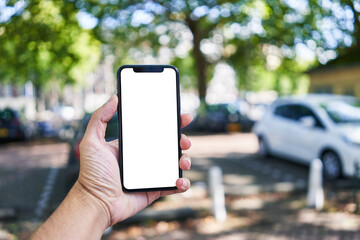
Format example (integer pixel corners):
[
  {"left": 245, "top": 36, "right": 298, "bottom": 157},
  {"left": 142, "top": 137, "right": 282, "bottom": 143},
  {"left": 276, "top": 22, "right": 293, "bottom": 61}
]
[
  {"left": 78, "top": 0, "right": 360, "bottom": 100},
  {"left": 0, "top": 0, "right": 100, "bottom": 90},
  {"left": 1, "top": 0, "right": 360, "bottom": 101}
]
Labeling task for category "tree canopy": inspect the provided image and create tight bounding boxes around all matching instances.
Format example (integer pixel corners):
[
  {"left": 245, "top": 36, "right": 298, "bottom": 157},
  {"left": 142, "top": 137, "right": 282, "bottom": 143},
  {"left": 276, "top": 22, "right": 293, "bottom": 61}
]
[
  {"left": 0, "top": 0, "right": 100, "bottom": 91},
  {"left": 79, "top": 0, "right": 360, "bottom": 101},
  {"left": 1, "top": 0, "right": 360, "bottom": 102}
]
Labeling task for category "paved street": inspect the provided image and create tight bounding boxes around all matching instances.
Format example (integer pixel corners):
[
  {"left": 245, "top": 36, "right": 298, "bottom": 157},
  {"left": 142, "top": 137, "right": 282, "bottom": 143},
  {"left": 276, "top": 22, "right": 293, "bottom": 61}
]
[
  {"left": 0, "top": 141, "right": 69, "bottom": 222},
  {"left": 0, "top": 133, "right": 309, "bottom": 221},
  {"left": 0, "top": 133, "right": 359, "bottom": 239},
  {"left": 185, "top": 133, "right": 309, "bottom": 195}
]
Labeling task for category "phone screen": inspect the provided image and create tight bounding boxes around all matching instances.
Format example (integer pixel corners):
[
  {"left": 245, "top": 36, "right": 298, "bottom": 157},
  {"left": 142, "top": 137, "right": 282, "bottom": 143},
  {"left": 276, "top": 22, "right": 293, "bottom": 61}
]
[{"left": 118, "top": 66, "right": 180, "bottom": 191}]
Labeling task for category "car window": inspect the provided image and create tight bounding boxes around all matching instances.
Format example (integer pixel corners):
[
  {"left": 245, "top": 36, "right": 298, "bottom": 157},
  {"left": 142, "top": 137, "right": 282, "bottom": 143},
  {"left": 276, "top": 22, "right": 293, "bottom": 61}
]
[
  {"left": 274, "top": 105, "right": 296, "bottom": 120},
  {"left": 296, "top": 105, "right": 313, "bottom": 119},
  {"left": 105, "top": 116, "right": 118, "bottom": 139},
  {"left": 321, "top": 101, "right": 360, "bottom": 124},
  {"left": 274, "top": 104, "right": 324, "bottom": 128},
  {"left": 296, "top": 105, "right": 324, "bottom": 128},
  {"left": 207, "top": 104, "right": 239, "bottom": 114},
  {"left": 0, "top": 109, "right": 15, "bottom": 121}
]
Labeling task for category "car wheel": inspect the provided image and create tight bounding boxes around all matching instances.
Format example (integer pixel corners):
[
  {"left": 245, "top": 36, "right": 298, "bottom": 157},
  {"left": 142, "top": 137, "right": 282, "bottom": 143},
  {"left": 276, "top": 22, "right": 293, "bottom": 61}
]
[
  {"left": 321, "top": 151, "right": 342, "bottom": 180},
  {"left": 258, "top": 137, "right": 269, "bottom": 158}
]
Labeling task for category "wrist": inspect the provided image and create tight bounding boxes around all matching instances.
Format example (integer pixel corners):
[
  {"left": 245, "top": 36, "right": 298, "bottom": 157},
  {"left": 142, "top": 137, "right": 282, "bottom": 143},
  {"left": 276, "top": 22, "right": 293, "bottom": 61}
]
[
  {"left": 71, "top": 181, "right": 111, "bottom": 230},
  {"left": 31, "top": 181, "right": 112, "bottom": 240}
]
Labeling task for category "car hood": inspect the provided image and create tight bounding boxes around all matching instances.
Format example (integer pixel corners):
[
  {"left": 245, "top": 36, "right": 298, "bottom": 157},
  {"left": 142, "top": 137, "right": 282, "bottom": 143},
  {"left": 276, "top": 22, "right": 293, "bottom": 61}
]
[{"left": 336, "top": 124, "right": 360, "bottom": 141}]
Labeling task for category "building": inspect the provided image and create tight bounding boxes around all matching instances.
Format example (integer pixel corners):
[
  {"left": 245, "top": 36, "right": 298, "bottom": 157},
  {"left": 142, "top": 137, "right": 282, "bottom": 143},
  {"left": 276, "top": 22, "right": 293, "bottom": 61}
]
[
  {"left": 308, "top": 47, "right": 360, "bottom": 99},
  {"left": 0, "top": 55, "right": 116, "bottom": 121}
]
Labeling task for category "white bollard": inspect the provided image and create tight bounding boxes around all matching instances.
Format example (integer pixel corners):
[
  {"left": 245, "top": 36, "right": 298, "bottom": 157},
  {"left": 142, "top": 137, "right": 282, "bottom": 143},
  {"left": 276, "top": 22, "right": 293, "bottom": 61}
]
[
  {"left": 209, "top": 166, "right": 227, "bottom": 222},
  {"left": 307, "top": 158, "right": 324, "bottom": 210}
]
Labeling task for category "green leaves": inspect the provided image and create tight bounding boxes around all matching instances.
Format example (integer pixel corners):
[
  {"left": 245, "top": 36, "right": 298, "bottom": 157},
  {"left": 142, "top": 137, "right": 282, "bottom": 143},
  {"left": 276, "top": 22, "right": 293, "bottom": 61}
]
[
  {"left": 0, "top": 0, "right": 100, "bottom": 90},
  {"left": 1, "top": 0, "right": 359, "bottom": 99}
]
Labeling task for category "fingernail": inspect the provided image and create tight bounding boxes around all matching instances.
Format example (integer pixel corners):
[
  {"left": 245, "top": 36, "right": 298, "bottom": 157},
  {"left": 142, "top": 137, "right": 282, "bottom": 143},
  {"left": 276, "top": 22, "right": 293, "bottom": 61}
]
[
  {"left": 184, "top": 157, "right": 191, "bottom": 168},
  {"left": 182, "top": 179, "right": 187, "bottom": 188},
  {"left": 185, "top": 137, "right": 191, "bottom": 147},
  {"left": 181, "top": 134, "right": 186, "bottom": 140}
]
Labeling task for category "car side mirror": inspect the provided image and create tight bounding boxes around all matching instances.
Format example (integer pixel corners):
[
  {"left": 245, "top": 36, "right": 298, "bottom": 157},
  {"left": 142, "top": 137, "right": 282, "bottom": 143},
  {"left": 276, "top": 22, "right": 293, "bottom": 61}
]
[{"left": 299, "top": 116, "right": 316, "bottom": 128}]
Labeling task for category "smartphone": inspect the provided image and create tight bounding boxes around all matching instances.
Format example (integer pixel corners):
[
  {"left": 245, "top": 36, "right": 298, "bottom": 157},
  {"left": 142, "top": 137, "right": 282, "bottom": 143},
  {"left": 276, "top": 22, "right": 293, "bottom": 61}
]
[{"left": 117, "top": 65, "right": 181, "bottom": 192}]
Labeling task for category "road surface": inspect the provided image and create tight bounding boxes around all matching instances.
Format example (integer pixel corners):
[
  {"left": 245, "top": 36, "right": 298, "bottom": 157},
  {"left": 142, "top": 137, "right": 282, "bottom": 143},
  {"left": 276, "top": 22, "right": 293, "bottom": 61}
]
[{"left": 0, "top": 133, "right": 310, "bottom": 221}]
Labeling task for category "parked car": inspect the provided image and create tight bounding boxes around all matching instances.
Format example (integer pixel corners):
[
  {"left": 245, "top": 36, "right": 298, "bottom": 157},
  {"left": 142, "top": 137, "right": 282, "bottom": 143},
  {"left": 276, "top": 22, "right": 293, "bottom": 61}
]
[
  {"left": 36, "top": 121, "right": 60, "bottom": 138},
  {"left": 187, "top": 103, "right": 254, "bottom": 133},
  {"left": 66, "top": 113, "right": 118, "bottom": 188},
  {"left": 253, "top": 94, "right": 360, "bottom": 180},
  {"left": 0, "top": 108, "right": 28, "bottom": 142}
]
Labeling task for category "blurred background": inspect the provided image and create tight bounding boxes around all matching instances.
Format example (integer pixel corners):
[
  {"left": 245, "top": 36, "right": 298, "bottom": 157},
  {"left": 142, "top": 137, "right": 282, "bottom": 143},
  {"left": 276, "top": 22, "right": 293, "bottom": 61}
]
[{"left": 1, "top": 0, "right": 360, "bottom": 239}]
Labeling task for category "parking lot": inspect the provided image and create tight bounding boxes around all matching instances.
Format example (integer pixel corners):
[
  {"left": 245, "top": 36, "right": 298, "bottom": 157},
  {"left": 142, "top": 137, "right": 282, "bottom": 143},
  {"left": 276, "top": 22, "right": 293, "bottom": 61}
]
[
  {"left": 0, "top": 134, "right": 308, "bottom": 222},
  {"left": 185, "top": 133, "right": 309, "bottom": 195},
  {"left": 0, "top": 133, "right": 359, "bottom": 239},
  {"left": 0, "top": 141, "right": 69, "bottom": 221}
]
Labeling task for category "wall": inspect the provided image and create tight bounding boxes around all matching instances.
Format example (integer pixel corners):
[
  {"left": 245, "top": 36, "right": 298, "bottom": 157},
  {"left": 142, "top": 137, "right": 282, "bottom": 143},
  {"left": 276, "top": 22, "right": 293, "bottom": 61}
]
[{"left": 309, "top": 64, "right": 360, "bottom": 99}]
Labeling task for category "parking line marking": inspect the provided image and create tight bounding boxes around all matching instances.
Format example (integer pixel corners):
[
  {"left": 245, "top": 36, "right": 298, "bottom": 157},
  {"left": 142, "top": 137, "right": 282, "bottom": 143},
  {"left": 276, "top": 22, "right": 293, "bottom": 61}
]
[{"left": 34, "top": 168, "right": 59, "bottom": 219}]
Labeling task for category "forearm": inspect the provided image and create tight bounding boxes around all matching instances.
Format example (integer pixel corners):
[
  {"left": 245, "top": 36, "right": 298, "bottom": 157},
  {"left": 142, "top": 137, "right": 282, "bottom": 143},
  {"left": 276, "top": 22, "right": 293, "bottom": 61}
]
[{"left": 30, "top": 181, "right": 110, "bottom": 240}]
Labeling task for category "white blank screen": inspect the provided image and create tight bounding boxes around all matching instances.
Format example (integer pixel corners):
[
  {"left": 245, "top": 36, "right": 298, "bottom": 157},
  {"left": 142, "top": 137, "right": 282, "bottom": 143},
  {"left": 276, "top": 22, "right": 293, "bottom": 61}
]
[{"left": 120, "top": 67, "right": 180, "bottom": 190}]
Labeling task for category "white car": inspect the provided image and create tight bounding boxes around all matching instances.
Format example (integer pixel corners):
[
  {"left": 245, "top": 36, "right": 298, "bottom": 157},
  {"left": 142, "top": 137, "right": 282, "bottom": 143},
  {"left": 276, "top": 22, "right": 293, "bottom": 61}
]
[{"left": 253, "top": 94, "right": 360, "bottom": 180}]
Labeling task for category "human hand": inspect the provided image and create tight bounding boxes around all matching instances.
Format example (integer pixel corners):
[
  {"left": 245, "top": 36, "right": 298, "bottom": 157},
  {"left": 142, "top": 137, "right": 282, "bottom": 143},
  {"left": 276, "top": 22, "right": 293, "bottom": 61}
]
[{"left": 74, "top": 95, "right": 192, "bottom": 228}]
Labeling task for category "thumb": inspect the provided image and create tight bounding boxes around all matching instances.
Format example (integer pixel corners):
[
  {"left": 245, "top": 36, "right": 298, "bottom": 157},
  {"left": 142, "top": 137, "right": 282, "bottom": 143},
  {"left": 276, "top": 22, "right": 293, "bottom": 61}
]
[{"left": 83, "top": 94, "right": 118, "bottom": 141}]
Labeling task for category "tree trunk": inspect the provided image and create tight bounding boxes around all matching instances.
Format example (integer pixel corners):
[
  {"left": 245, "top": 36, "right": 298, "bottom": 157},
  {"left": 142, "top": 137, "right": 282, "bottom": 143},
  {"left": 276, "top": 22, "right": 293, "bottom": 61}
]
[
  {"left": 186, "top": 18, "right": 208, "bottom": 106},
  {"left": 194, "top": 45, "right": 208, "bottom": 106},
  {"left": 34, "top": 84, "right": 45, "bottom": 113}
]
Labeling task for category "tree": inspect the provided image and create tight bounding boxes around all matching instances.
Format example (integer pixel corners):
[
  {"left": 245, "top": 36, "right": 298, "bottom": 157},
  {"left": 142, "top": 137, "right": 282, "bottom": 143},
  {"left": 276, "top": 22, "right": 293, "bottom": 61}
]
[
  {"left": 81, "top": 0, "right": 265, "bottom": 104},
  {"left": 79, "top": 0, "right": 358, "bottom": 103},
  {"left": 0, "top": 0, "right": 100, "bottom": 102},
  {"left": 2, "top": 0, "right": 360, "bottom": 105}
]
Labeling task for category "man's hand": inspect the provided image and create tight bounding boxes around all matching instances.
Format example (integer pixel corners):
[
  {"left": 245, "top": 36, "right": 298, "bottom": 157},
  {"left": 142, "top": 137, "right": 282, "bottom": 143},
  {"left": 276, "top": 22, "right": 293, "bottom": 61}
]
[
  {"left": 30, "top": 95, "right": 191, "bottom": 240},
  {"left": 76, "top": 94, "right": 193, "bottom": 226}
]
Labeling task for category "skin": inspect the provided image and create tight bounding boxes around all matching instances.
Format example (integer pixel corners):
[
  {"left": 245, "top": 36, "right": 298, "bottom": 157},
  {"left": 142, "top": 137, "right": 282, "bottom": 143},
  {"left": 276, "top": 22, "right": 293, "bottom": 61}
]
[{"left": 31, "top": 95, "right": 192, "bottom": 240}]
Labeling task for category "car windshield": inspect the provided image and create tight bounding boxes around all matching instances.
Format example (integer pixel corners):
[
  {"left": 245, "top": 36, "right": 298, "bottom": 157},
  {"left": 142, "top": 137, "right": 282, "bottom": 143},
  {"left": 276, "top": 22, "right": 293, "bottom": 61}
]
[
  {"left": 0, "top": 109, "right": 15, "bottom": 121},
  {"left": 322, "top": 101, "right": 360, "bottom": 124},
  {"left": 207, "top": 104, "right": 238, "bottom": 114}
]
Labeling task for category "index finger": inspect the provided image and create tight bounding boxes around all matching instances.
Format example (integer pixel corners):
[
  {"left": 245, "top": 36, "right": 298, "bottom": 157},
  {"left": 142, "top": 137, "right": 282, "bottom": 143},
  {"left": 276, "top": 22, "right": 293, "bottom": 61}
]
[{"left": 180, "top": 114, "right": 193, "bottom": 128}]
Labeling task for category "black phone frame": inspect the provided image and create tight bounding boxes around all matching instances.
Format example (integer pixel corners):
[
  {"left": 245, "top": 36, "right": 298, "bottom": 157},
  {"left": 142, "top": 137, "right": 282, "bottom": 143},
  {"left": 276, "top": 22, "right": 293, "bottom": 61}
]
[{"left": 117, "top": 65, "right": 182, "bottom": 192}]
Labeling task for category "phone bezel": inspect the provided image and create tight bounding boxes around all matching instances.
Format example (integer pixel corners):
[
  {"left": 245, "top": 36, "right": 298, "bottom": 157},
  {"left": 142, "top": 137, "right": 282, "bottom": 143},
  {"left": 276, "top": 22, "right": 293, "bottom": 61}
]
[{"left": 117, "top": 65, "right": 182, "bottom": 192}]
